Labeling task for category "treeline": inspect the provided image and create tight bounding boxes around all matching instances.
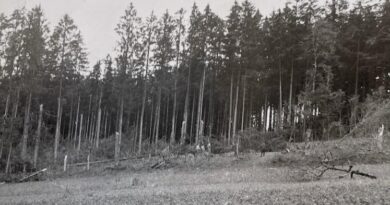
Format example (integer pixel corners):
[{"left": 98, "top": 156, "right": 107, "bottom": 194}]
[{"left": 0, "top": 0, "right": 390, "bottom": 167}]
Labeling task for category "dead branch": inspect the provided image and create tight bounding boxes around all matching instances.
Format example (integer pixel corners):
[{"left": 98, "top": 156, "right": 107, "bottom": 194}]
[
  {"left": 317, "top": 162, "right": 377, "bottom": 179},
  {"left": 19, "top": 168, "right": 47, "bottom": 182}
]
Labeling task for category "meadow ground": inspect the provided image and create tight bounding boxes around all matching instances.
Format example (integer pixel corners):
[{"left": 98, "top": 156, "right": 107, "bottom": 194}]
[{"left": 1, "top": 151, "right": 389, "bottom": 205}]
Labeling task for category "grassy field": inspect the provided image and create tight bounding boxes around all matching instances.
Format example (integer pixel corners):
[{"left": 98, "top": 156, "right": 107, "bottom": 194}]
[{"left": 1, "top": 152, "right": 389, "bottom": 204}]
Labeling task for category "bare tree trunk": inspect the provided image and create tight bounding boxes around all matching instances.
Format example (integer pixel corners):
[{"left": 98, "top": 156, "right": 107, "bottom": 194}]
[
  {"left": 139, "top": 21, "right": 154, "bottom": 154},
  {"left": 114, "top": 131, "right": 120, "bottom": 166},
  {"left": 241, "top": 73, "right": 246, "bottom": 131},
  {"left": 77, "top": 114, "right": 83, "bottom": 153},
  {"left": 228, "top": 75, "right": 233, "bottom": 145},
  {"left": 89, "top": 111, "right": 96, "bottom": 144},
  {"left": 264, "top": 106, "right": 267, "bottom": 131},
  {"left": 103, "top": 110, "right": 108, "bottom": 139},
  {"left": 232, "top": 79, "right": 239, "bottom": 145},
  {"left": 0, "top": 140, "right": 2, "bottom": 160},
  {"left": 181, "top": 66, "right": 191, "bottom": 145},
  {"left": 117, "top": 99, "right": 125, "bottom": 157},
  {"left": 248, "top": 89, "right": 253, "bottom": 128},
  {"left": 54, "top": 99, "right": 63, "bottom": 162},
  {"left": 170, "top": 80, "right": 177, "bottom": 145},
  {"left": 54, "top": 77, "right": 63, "bottom": 163},
  {"left": 190, "top": 90, "right": 196, "bottom": 144},
  {"left": 73, "top": 96, "right": 80, "bottom": 148},
  {"left": 118, "top": 98, "right": 124, "bottom": 155},
  {"left": 149, "top": 100, "right": 154, "bottom": 145},
  {"left": 0, "top": 93, "right": 10, "bottom": 159},
  {"left": 355, "top": 38, "right": 360, "bottom": 96},
  {"left": 5, "top": 143, "right": 12, "bottom": 174},
  {"left": 154, "top": 88, "right": 161, "bottom": 151},
  {"left": 3, "top": 93, "right": 10, "bottom": 117},
  {"left": 33, "top": 104, "right": 43, "bottom": 169},
  {"left": 195, "top": 68, "right": 206, "bottom": 145},
  {"left": 170, "top": 14, "right": 183, "bottom": 146},
  {"left": 107, "top": 113, "right": 111, "bottom": 139},
  {"left": 164, "top": 94, "right": 170, "bottom": 142},
  {"left": 67, "top": 96, "right": 74, "bottom": 141},
  {"left": 95, "top": 92, "right": 102, "bottom": 148},
  {"left": 288, "top": 61, "right": 294, "bottom": 125},
  {"left": 222, "top": 102, "right": 228, "bottom": 142},
  {"left": 208, "top": 69, "right": 215, "bottom": 137},
  {"left": 134, "top": 110, "right": 139, "bottom": 154},
  {"left": 21, "top": 93, "right": 32, "bottom": 167},
  {"left": 85, "top": 94, "right": 92, "bottom": 141},
  {"left": 279, "top": 59, "right": 283, "bottom": 130},
  {"left": 5, "top": 89, "right": 19, "bottom": 173}
]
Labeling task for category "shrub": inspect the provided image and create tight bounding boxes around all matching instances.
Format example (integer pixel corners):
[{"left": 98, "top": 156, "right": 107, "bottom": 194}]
[{"left": 238, "top": 128, "right": 287, "bottom": 153}]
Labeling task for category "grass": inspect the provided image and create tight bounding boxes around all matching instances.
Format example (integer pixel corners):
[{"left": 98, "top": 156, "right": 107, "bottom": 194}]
[{"left": 1, "top": 152, "right": 389, "bottom": 204}]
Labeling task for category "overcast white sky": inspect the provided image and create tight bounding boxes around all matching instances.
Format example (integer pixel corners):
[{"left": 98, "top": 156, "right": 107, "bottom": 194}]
[{"left": 0, "top": 0, "right": 357, "bottom": 67}]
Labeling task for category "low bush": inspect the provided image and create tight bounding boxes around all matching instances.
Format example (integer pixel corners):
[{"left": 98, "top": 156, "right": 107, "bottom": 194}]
[{"left": 238, "top": 128, "right": 287, "bottom": 153}]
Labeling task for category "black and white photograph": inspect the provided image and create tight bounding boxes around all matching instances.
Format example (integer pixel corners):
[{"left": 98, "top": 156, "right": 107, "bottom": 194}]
[{"left": 0, "top": 0, "right": 389, "bottom": 204}]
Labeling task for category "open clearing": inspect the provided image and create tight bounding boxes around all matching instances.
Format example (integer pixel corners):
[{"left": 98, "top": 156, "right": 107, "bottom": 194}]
[{"left": 1, "top": 153, "right": 390, "bottom": 204}]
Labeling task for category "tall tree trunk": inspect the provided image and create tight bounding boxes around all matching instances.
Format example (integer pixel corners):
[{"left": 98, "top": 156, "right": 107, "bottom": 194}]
[
  {"left": 228, "top": 75, "right": 234, "bottom": 145},
  {"left": 3, "top": 93, "right": 10, "bottom": 118},
  {"left": 33, "top": 104, "right": 43, "bottom": 169},
  {"left": 85, "top": 94, "right": 92, "bottom": 141},
  {"left": 181, "top": 66, "right": 191, "bottom": 145},
  {"left": 67, "top": 96, "right": 74, "bottom": 141},
  {"left": 118, "top": 98, "right": 124, "bottom": 155},
  {"left": 248, "top": 89, "right": 253, "bottom": 128},
  {"left": 0, "top": 93, "right": 10, "bottom": 159},
  {"left": 5, "top": 143, "right": 12, "bottom": 174},
  {"left": 103, "top": 110, "right": 108, "bottom": 139},
  {"left": 6, "top": 89, "right": 19, "bottom": 173},
  {"left": 149, "top": 99, "right": 154, "bottom": 145},
  {"left": 164, "top": 94, "right": 170, "bottom": 142},
  {"left": 95, "top": 92, "right": 102, "bottom": 148},
  {"left": 54, "top": 27, "right": 67, "bottom": 163},
  {"left": 139, "top": 42, "right": 151, "bottom": 155},
  {"left": 134, "top": 110, "right": 139, "bottom": 154},
  {"left": 114, "top": 128, "right": 120, "bottom": 166},
  {"left": 232, "top": 79, "right": 239, "bottom": 145},
  {"left": 54, "top": 96, "right": 62, "bottom": 163},
  {"left": 195, "top": 68, "right": 206, "bottom": 145},
  {"left": 73, "top": 96, "right": 80, "bottom": 148},
  {"left": 190, "top": 90, "right": 196, "bottom": 144},
  {"left": 170, "top": 82, "right": 177, "bottom": 145},
  {"left": 279, "top": 59, "right": 283, "bottom": 130},
  {"left": 264, "top": 96, "right": 268, "bottom": 132},
  {"left": 241, "top": 73, "right": 246, "bottom": 131},
  {"left": 355, "top": 38, "right": 360, "bottom": 96},
  {"left": 77, "top": 114, "right": 83, "bottom": 153},
  {"left": 288, "top": 61, "right": 294, "bottom": 125},
  {"left": 171, "top": 14, "right": 183, "bottom": 146},
  {"left": 5, "top": 88, "right": 20, "bottom": 174},
  {"left": 154, "top": 88, "right": 161, "bottom": 151},
  {"left": 88, "top": 112, "right": 94, "bottom": 144},
  {"left": 208, "top": 69, "right": 215, "bottom": 137},
  {"left": 222, "top": 102, "right": 228, "bottom": 142}
]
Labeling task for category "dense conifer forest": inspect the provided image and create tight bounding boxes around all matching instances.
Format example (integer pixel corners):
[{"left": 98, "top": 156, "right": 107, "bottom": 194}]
[{"left": 0, "top": 0, "right": 390, "bottom": 171}]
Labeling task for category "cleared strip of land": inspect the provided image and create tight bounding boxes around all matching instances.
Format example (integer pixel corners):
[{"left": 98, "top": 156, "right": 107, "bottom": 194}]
[{"left": 1, "top": 156, "right": 389, "bottom": 205}]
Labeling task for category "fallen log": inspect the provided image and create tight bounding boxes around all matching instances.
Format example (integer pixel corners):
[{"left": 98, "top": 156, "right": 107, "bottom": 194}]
[
  {"left": 351, "top": 170, "right": 377, "bottom": 179},
  {"left": 318, "top": 163, "right": 377, "bottom": 179},
  {"left": 19, "top": 168, "right": 47, "bottom": 182},
  {"left": 67, "top": 154, "right": 155, "bottom": 167}
]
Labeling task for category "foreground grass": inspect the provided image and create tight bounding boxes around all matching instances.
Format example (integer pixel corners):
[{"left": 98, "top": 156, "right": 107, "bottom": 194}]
[
  {"left": 1, "top": 178, "right": 388, "bottom": 204},
  {"left": 1, "top": 157, "right": 389, "bottom": 205}
]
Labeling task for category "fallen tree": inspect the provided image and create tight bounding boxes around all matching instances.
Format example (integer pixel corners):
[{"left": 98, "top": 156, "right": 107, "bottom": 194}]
[
  {"left": 286, "top": 151, "right": 378, "bottom": 182},
  {"left": 316, "top": 163, "right": 377, "bottom": 179}
]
